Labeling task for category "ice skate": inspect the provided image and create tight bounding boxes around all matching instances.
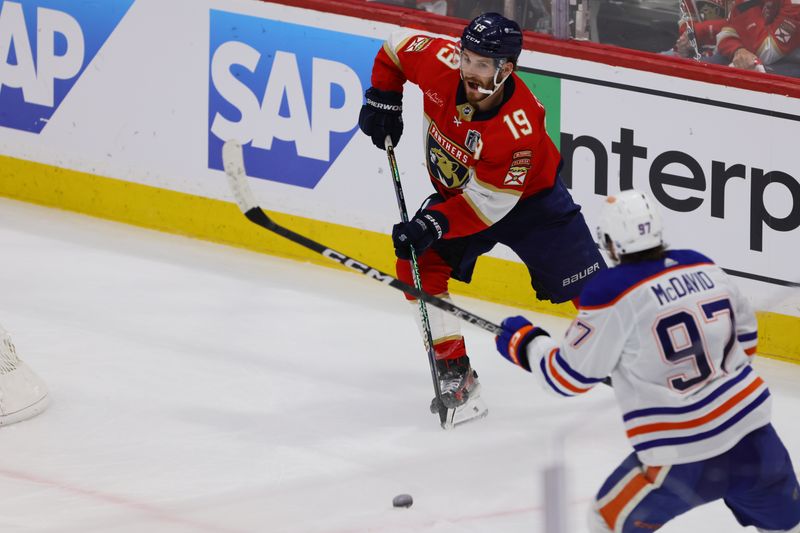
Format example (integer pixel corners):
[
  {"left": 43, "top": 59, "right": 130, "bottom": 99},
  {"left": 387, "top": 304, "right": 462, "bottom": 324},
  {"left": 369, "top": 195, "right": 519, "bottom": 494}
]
[{"left": 430, "top": 356, "right": 488, "bottom": 429}]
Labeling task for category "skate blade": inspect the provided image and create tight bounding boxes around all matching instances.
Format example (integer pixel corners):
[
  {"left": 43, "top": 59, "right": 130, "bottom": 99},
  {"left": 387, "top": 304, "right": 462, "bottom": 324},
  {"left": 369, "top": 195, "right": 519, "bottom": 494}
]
[{"left": 441, "top": 397, "right": 488, "bottom": 430}]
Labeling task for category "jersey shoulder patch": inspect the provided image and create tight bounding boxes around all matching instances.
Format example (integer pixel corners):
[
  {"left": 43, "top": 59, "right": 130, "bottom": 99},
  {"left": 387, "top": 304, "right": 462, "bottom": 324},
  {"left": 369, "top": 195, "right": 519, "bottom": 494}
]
[{"left": 403, "top": 35, "right": 435, "bottom": 53}]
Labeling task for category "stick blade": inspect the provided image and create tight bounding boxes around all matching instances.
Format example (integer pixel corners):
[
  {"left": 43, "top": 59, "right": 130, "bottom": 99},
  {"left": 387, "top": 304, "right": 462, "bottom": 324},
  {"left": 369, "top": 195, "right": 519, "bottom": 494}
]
[{"left": 222, "top": 139, "right": 258, "bottom": 213}]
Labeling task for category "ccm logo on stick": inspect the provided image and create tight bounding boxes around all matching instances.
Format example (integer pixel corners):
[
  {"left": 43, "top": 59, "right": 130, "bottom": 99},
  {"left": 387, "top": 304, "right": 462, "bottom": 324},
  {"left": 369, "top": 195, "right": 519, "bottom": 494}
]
[{"left": 322, "top": 249, "right": 394, "bottom": 284}]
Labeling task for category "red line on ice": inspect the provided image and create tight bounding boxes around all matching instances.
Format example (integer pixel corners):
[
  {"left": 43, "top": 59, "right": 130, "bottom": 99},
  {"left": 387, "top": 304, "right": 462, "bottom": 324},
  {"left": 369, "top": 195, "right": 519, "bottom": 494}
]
[{"left": 0, "top": 467, "right": 246, "bottom": 533}]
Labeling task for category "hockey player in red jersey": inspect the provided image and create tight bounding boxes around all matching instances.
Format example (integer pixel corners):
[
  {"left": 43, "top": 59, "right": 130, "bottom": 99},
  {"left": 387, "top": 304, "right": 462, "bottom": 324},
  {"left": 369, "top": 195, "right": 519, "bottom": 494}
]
[
  {"left": 496, "top": 190, "right": 800, "bottom": 532},
  {"left": 673, "top": 0, "right": 729, "bottom": 58},
  {"left": 705, "top": 0, "right": 800, "bottom": 75},
  {"left": 359, "top": 13, "right": 605, "bottom": 424}
]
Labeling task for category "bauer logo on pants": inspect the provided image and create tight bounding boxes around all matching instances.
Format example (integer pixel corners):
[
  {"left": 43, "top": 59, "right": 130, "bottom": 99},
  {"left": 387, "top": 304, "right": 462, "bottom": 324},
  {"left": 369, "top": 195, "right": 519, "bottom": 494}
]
[
  {"left": 0, "top": 0, "right": 134, "bottom": 133},
  {"left": 208, "top": 12, "right": 381, "bottom": 189}
]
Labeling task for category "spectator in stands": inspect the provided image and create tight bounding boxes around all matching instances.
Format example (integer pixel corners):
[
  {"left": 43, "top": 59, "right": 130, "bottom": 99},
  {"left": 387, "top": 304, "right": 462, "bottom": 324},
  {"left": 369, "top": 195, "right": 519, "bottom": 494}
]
[
  {"left": 670, "top": 0, "right": 729, "bottom": 58},
  {"left": 703, "top": 0, "right": 800, "bottom": 76}
]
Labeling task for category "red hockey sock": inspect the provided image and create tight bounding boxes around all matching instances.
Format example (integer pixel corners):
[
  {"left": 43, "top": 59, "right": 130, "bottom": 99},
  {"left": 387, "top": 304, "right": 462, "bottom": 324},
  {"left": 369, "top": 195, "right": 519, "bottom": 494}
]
[
  {"left": 397, "top": 251, "right": 467, "bottom": 362},
  {"left": 396, "top": 249, "right": 452, "bottom": 301},
  {"left": 433, "top": 337, "right": 467, "bottom": 362}
]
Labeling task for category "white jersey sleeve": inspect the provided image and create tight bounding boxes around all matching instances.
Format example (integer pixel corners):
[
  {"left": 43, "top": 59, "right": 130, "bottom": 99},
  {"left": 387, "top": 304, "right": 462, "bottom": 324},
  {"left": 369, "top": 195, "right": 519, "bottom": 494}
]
[
  {"left": 525, "top": 249, "right": 770, "bottom": 466},
  {"left": 527, "top": 303, "right": 626, "bottom": 396}
]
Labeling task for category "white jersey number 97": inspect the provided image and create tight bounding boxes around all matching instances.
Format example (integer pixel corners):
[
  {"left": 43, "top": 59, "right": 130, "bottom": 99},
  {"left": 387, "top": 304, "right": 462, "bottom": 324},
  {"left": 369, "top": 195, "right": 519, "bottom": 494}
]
[{"left": 655, "top": 297, "right": 735, "bottom": 392}]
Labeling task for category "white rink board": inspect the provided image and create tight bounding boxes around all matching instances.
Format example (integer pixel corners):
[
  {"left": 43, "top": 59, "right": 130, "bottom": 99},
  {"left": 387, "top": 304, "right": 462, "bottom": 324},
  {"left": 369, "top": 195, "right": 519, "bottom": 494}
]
[{"left": 0, "top": 0, "right": 797, "bottom": 314}]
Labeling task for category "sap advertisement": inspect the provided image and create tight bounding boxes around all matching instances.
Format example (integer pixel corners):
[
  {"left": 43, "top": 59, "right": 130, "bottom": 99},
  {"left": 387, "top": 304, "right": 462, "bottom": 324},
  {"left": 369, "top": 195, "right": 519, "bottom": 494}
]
[
  {"left": 0, "top": 0, "right": 134, "bottom": 133},
  {"left": 208, "top": 10, "right": 380, "bottom": 189},
  {"left": 0, "top": 0, "right": 797, "bottom": 315}
]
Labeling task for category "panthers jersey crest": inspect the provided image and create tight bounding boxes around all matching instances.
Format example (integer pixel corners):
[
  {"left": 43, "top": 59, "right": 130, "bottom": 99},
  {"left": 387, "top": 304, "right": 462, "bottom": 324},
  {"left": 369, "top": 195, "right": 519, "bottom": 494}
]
[{"left": 427, "top": 122, "right": 471, "bottom": 189}]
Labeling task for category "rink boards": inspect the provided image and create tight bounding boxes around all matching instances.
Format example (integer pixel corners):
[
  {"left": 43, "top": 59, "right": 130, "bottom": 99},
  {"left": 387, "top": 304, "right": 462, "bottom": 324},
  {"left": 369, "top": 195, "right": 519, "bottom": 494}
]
[{"left": 0, "top": 0, "right": 798, "bottom": 364}]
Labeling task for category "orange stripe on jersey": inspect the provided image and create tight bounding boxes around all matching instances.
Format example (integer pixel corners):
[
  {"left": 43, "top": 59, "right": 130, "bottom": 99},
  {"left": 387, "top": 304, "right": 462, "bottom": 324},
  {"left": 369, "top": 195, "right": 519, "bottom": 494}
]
[
  {"left": 745, "top": 346, "right": 757, "bottom": 356},
  {"left": 547, "top": 349, "right": 592, "bottom": 394},
  {"left": 626, "top": 377, "right": 764, "bottom": 438},
  {"left": 580, "top": 263, "right": 714, "bottom": 311},
  {"left": 599, "top": 466, "right": 663, "bottom": 530}
]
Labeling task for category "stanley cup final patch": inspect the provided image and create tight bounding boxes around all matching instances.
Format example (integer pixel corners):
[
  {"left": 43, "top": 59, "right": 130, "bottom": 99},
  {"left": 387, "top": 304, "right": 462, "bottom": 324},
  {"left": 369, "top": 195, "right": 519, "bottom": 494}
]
[{"left": 465, "top": 130, "right": 481, "bottom": 153}]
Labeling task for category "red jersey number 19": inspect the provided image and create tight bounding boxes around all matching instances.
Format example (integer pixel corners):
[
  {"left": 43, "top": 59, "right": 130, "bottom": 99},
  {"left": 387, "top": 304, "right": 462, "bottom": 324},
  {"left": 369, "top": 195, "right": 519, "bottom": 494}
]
[{"left": 503, "top": 109, "right": 533, "bottom": 140}]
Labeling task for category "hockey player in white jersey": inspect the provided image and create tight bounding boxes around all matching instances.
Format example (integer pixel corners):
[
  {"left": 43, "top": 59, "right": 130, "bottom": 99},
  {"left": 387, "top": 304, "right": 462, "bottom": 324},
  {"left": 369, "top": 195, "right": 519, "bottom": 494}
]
[{"left": 495, "top": 190, "right": 800, "bottom": 532}]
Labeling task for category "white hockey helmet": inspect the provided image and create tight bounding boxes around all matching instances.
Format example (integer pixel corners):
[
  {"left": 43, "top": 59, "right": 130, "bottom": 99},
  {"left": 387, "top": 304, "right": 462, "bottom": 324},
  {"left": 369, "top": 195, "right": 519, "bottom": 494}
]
[{"left": 596, "top": 190, "right": 663, "bottom": 262}]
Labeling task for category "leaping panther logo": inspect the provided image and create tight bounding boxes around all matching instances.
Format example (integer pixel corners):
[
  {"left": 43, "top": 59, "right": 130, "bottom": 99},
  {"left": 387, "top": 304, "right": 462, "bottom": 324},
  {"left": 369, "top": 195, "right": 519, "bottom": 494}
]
[{"left": 429, "top": 147, "right": 467, "bottom": 188}]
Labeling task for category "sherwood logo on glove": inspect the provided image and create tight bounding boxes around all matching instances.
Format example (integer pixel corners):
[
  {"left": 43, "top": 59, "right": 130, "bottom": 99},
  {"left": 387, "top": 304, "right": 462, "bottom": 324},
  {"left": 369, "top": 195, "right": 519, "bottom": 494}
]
[
  {"left": 365, "top": 98, "right": 402, "bottom": 113},
  {"left": 208, "top": 12, "right": 380, "bottom": 189},
  {"left": 0, "top": 0, "right": 133, "bottom": 133}
]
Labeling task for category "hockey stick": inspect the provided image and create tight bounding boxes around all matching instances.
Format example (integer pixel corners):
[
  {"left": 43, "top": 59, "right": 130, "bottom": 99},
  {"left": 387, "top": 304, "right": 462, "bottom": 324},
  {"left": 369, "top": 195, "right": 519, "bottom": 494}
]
[
  {"left": 222, "top": 140, "right": 503, "bottom": 337},
  {"left": 384, "top": 137, "right": 450, "bottom": 428},
  {"left": 222, "top": 140, "right": 612, "bottom": 390}
]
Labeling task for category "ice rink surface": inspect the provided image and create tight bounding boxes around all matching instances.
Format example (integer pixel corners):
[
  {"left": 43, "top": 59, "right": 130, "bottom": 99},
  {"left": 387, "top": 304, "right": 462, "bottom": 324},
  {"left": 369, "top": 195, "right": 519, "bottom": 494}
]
[{"left": 0, "top": 197, "right": 798, "bottom": 533}]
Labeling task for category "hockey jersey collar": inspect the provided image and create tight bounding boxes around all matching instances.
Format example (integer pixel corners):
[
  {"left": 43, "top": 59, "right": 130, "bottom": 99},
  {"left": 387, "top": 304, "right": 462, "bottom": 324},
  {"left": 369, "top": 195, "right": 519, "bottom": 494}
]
[
  {"left": 455, "top": 75, "right": 517, "bottom": 122},
  {"left": 579, "top": 250, "right": 715, "bottom": 309}
]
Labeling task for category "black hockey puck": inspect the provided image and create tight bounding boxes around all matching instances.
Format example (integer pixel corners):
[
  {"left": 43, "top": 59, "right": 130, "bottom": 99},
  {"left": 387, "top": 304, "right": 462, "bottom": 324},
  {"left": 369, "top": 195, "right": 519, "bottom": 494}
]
[{"left": 392, "top": 494, "right": 413, "bottom": 508}]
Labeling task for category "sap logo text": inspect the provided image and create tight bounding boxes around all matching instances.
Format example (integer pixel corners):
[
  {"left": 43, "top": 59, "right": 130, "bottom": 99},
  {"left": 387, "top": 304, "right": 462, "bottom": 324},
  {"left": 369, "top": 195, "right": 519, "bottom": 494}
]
[
  {"left": 0, "top": 0, "right": 133, "bottom": 133},
  {"left": 560, "top": 127, "right": 800, "bottom": 252},
  {"left": 211, "top": 45, "right": 360, "bottom": 162},
  {"left": 208, "top": 12, "right": 380, "bottom": 188},
  {"left": 0, "top": 2, "right": 81, "bottom": 108}
]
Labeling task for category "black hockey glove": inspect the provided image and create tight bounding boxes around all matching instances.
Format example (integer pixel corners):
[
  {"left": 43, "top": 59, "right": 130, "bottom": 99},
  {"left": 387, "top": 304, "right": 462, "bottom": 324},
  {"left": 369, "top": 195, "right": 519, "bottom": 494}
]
[
  {"left": 495, "top": 316, "right": 551, "bottom": 372},
  {"left": 359, "top": 87, "right": 403, "bottom": 150},
  {"left": 391, "top": 210, "right": 448, "bottom": 260}
]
